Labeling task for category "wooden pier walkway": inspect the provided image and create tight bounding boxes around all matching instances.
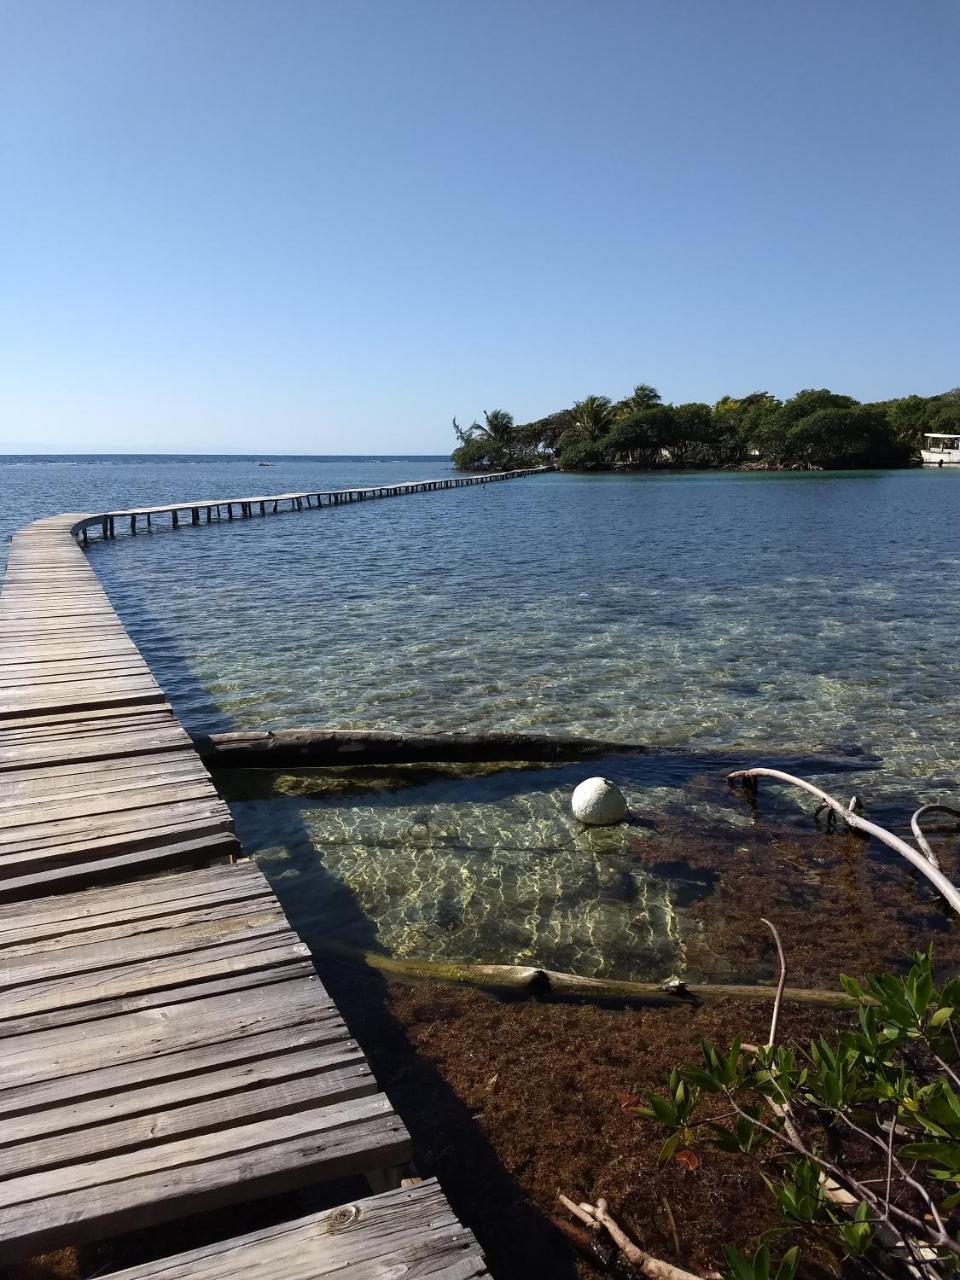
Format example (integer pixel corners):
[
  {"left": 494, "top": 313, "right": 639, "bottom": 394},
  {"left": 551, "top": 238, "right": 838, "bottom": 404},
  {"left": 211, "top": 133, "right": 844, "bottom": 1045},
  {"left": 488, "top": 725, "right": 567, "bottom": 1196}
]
[
  {"left": 0, "top": 862, "right": 410, "bottom": 1259},
  {"left": 0, "top": 512, "right": 239, "bottom": 899},
  {"left": 0, "top": 469, "right": 525, "bottom": 1272},
  {"left": 72, "top": 465, "right": 548, "bottom": 542}
]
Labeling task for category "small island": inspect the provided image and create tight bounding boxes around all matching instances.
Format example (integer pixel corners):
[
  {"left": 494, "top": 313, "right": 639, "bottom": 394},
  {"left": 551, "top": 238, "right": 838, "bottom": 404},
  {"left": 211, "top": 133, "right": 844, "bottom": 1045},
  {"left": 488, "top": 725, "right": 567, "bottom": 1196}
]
[{"left": 452, "top": 384, "right": 960, "bottom": 472}]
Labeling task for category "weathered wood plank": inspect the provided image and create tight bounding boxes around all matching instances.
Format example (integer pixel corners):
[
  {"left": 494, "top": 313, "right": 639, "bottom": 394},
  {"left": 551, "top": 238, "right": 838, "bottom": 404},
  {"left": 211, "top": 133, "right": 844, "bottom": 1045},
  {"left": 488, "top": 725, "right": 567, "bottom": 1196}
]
[
  {"left": 0, "top": 780, "right": 221, "bottom": 830},
  {"left": 1, "top": 1034, "right": 367, "bottom": 1145},
  {"left": 0, "top": 898, "right": 282, "bottom": 961},
  {"left": 0, "top": 860, "right": 268, "bottom": 947},
  {"left": 0, "top": 800, "right": 234, "bottom": 859},
  {"left": 0, "top": 906, "right": 295, "bottom": 983},
  {"left": 0, "top": 1063, "right": 377, "bottom": 1180},
  {"left": 0, "top": 1098, "right": 411, "bottom": 1258},
  {"left": 0, "top": 909, "right": 291, "bottom": 989},
  {"left": 0, "top": 932, "right": 309, "bottom": 1020},
  {"left": 102, "top": 1180, "right": 489, "bottom": 1280},
  {"left": 0, "top": 962, "right": 327, "bottom": 1050},
  {"left": 0, "top": 759, "right": 210, "bottom": 811},
  {"left": 0, "top": 830, "right": 240, "bottom": 901}
]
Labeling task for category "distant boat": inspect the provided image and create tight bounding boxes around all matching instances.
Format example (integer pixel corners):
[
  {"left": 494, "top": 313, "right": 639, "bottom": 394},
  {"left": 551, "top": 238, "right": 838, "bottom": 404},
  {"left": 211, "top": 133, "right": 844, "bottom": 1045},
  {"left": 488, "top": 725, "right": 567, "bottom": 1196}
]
[
  {"left": 258, "top": 461, "right": 273, "bottom": 467},
  {"left": 920, "top": 434, "right": 960, "bottom": 466}
]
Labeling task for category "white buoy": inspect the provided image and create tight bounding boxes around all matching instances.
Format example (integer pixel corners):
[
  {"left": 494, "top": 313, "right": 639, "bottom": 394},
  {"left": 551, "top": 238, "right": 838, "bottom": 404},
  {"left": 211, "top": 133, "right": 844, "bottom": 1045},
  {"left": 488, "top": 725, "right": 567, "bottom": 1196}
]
[{"left": 571, "top": 776, "right": 627, "bottom": 826}]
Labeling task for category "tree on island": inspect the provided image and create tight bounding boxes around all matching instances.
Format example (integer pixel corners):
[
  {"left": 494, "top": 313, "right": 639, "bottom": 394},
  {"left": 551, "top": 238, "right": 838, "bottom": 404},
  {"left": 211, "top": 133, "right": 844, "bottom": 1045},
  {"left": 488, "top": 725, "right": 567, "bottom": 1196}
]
[{"left": 451, "top": 409, "right": 529, "bottom": 471}]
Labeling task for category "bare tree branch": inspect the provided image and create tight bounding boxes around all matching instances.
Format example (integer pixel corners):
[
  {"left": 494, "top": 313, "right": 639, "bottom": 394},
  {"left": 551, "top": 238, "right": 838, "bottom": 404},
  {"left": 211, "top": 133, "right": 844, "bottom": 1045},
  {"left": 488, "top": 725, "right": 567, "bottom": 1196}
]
[
  {"left": 910, "top": 804, "right": 960, "bottom": 871},
  {"left": 727, "top": 768, "right": 960, "bottom": 915},
  {"left": 558, "top": 1193, "right": 707, "bottom": 1280},
  {"left": 761, "top": 917, "right": 786, "bottom": 1048}
]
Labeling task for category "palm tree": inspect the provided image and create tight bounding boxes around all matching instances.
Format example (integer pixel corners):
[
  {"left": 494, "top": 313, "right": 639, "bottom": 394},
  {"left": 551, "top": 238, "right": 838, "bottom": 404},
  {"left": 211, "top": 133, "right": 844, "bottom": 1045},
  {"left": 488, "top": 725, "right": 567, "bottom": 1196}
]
[
  {"left": 625, "top": 384, "right": 661, "bottom": 412},
  {"left": 479, "top": 409, "right": 515, "bottom": 441},
  {"left": 453, "top": 409, "right": 515, "bottom": 443},
  {"left": 572, "top": 395, "right": 614, "bottom": 442}
]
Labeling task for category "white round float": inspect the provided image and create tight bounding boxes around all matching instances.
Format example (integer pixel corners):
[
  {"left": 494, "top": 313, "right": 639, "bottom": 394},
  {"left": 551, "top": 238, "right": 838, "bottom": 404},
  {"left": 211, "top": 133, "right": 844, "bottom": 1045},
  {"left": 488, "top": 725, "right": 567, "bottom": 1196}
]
[{"left": 571, "top": 776, "right": 627, "bottom": 826}]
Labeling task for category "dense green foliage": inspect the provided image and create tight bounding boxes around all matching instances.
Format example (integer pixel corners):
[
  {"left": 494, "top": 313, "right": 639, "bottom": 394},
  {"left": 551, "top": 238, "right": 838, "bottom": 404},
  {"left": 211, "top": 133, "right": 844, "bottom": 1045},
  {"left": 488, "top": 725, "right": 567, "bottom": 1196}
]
[
  {"left": 451, "top": 384, "right": 960, "bottom": 472},
  {"left": 639, "top": 952, "right": 960, "bottom": 1280}
]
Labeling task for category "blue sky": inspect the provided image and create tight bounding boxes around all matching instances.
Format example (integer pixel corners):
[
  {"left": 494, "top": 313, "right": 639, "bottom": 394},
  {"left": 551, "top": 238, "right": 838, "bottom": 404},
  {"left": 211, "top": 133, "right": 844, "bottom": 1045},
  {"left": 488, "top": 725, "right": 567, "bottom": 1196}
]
[{"left": 2, "top": 1, "right": 958, "bottom": 454}]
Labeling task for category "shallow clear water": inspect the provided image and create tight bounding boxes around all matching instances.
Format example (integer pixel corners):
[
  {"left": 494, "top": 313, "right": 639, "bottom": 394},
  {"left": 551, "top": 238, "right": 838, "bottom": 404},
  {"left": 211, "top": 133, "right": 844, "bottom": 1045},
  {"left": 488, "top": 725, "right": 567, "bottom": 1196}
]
[{"left": 3, "top": 458, "right": 959, "bottom": 978}]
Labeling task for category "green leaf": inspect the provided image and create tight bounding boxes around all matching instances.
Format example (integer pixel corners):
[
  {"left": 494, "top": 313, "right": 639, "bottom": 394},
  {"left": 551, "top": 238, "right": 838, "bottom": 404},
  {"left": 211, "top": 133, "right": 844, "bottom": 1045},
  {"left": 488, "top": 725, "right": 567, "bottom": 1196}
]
[
  {"left": 753, "top": 1243, "right": 770, "bottom": 1280},
  {"left": 840, "top": 1205, "right": 873, "bottom": 1257},
  {"left": 701, "top": 1039, "right": 723, "bottom": 1074},
  {"left": 913, "top": 967, "right": 935, "bottom": 1018},
  {"left": 686, "top": 1067, "right": 724, "bottom": 1093},
  {"left": 657, "top": 1131, "right": 682, "bottom": 1165},
  {"left": 900, "top": 1140, "right": 960, "bottom": 1168},
  {"left": 840, "top": 974, "right": 863, "bottom": 1000},
  {"left": 725, "top": 1036, "right": 743, "bottom": 1085},
  {"left": 647, "top": 1094, "right": 678, "bottom": 1126},
  {"left": 774, "top": 1246, "right": 800, "bottom": 1280},
  {"left": 707, "top": 1122, "right": 746, "bottom": 1152},
  {"left": 929, "top": 1006, "right": 955, "bottom": 1030},
  {"left": 721, "top": 1245, "right": 756, "bottom": 1280}
]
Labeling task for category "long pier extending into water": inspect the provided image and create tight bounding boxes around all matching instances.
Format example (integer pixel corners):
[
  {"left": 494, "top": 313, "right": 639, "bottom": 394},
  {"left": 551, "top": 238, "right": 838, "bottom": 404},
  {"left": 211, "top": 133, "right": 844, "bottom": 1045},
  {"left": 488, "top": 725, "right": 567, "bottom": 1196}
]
[
  {"left": 0, "top": 467, "right": 540, "bottom": 1272},
  {"left": 73, "top": 464, "right": 549, "bottom": 542}
]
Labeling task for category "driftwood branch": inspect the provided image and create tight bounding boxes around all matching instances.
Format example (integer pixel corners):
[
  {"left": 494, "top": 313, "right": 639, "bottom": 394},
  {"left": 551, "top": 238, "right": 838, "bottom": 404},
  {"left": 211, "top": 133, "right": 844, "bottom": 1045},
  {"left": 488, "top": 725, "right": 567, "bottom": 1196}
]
[
  {"left": 560, "top": 1187, "right": 711, "bottom": 1280},
  {"left": 760, "top": 918, "right": 786, "bottom": 1048},
  {"left": 910, "top": 804, "right": 960, "bottom": 871},
  {"left": 193, "top": 727, "right": 646, "bottom": 768},
  {"left": 558, "top": 1193, "right": 706, "bottom": 1280},
  {"left": 311, "top": 938, "right": 856, "bottom": 1008},
  {"left": 728, "top": 767, "right": 960, "bottom": 915}
]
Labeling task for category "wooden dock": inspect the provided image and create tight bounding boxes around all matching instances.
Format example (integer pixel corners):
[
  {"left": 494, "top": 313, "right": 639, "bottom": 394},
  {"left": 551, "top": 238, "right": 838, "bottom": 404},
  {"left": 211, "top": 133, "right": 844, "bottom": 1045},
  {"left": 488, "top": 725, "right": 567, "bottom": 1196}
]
[
  {"left": 0, "top": 862, "right": 410, "bottom": 1260},
  {"left": 0, "top": 469, "right": 528, "bottom": 1272},
  {"left": 71, "top": 465, "right": 548, "bottom": 543},
  {"left": 0, "top": 513, "right": 239, "bottom": 899}
]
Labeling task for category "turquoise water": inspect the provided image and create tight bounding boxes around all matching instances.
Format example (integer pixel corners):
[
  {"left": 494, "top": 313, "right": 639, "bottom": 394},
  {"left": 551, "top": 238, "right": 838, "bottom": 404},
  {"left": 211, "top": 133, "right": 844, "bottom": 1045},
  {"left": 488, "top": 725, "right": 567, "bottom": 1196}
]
[{"left": 3, "top": 458, "right": 958, "bottom": 977}]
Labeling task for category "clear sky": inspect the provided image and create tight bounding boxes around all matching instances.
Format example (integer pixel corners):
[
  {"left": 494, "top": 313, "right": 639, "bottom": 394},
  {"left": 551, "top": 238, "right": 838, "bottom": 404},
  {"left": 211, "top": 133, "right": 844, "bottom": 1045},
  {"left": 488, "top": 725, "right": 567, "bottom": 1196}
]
[{"left": 2, "top": 1, "right": 958, "bottom": 454}]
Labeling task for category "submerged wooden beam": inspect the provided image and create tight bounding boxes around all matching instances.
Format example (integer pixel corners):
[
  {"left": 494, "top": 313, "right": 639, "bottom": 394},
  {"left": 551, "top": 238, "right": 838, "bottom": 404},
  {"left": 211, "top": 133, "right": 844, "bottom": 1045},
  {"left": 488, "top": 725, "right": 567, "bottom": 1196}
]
[
  {"left": 192, "top": 727, "right": 647, "bottom": 768},
  {"left": 314, "top": 941, "right": 856, "bottom": 1009}
]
